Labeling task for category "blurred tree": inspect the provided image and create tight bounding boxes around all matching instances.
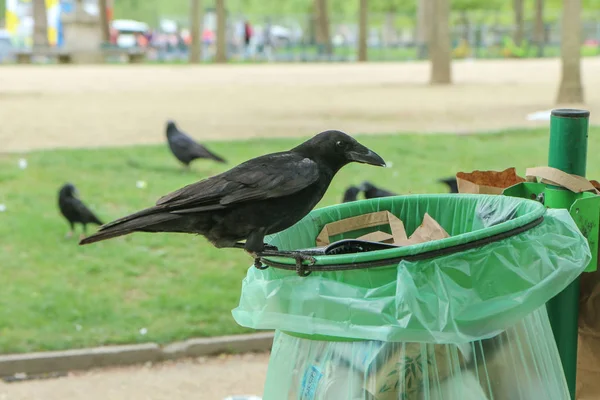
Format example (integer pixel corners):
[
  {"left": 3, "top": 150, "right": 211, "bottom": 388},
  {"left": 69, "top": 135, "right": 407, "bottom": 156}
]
[
  {"left": 314, "top": 0, "right": 332, "bottom": 56},
  {"left": 358, "top": 0, "right": 368, "bottom": 61},
  {"left": 513, "top": 0, "right": 524, "bottom": 46},
  {"left": 215, "top": 0, "right": 227, "bottom": 63},
  {"left": 416, "top": 0, "right": 430, "bottom": 59},
  {"left": 429, "top": 0, "right": 451, "bottom": 84},
  {"left": 369, "top": 0, "right": 415, "bottom": 47},
  {"left": 32, "top": 0, "right": 49, "bottom": 49},
  {"left": 189, "top": 0, "right": 203, "bottom": 63},
  {"left": 99, "top": 0, "right": 110, "bottom": 43},
  {"left": 556, "top": 0, "right": 583, "bottom": 103},
  {"left": 533, "top": 0, "right": 544, "bottom": 56}
]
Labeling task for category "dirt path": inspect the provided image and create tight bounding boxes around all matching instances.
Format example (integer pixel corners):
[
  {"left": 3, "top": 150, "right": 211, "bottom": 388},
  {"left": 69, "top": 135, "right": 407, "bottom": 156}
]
[
  {"left": 0, "top": 353, "right": 270, "bottom": 400},
  {"left": 2, "top": 58, "right": 600, "bottom": 153}
]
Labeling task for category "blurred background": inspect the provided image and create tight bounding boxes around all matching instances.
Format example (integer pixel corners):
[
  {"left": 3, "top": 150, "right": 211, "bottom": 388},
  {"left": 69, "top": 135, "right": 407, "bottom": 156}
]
[
  {"left": 1, "top": 0, "right": 600, "bottom": 63},
  {"left": 0, "top": 0, "right": 599, "bottom": 399}
]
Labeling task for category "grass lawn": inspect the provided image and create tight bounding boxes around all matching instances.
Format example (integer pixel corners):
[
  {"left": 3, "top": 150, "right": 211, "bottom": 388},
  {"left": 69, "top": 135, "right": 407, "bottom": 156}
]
[{"left": 1, "top": 127, "right": 600, "bottom": 354}]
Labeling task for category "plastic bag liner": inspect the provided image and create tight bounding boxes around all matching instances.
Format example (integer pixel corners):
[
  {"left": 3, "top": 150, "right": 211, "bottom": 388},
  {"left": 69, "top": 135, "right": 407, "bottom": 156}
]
[
  {"left": 232, "top": 194, "right": 591, "bottom": 343},
  {"left": 263, "top": 306, "right": 569, "bottom": 400}
]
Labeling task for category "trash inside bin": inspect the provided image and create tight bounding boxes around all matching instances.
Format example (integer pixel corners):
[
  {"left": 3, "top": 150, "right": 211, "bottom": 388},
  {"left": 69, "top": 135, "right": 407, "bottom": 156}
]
[
  {"left": 263, "top": 306, "right": 568, "bottom": 400},
  {"left": 231, "top": 194, "right": 591, "bottom": 400}
]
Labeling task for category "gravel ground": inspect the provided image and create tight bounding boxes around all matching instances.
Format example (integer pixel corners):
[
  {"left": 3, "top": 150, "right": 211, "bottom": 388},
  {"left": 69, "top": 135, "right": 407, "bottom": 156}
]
[
  {"left": 0, "top": 353, "right": 270, "bottom": 400},
  {"left": 2, "top": 58, "right": 600, "bottom": 153}
]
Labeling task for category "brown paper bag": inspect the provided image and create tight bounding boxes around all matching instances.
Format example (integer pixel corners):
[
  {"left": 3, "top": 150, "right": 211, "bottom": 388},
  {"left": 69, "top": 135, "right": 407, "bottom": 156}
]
[
  {"left": 396, "top": 213, "right": 450, "bottom": 246},
  {"left": 315, "top": 211, "right": 408, "bottom": 247},
  {"left": 456, "top": 167, "right": 525, "bottom": 195},
  {"left": 365, "top": 343, "right": 467, "bottom": 400},
  {"left": 526, "top": 167, "right": 600, "bottom": 194},
  {"left": 315, "top": 212, "right": 450, "bottom": 248}
]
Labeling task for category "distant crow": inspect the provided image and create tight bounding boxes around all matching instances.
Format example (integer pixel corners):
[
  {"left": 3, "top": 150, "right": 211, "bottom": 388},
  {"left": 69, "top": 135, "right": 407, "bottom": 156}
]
[
  {"left": 360, "top": 181, "right": 396, "bottom": 199},
  {"left": 166, "top": 120, "right": 227, "bottom": 169},
  {"left": 342, "top": 186, "right": 361, "bottom": 203},
  {"left": 58, "top": 183, "right": 103, "bottom": 239},
  {"left": 438, "top": 177, "right": 459, "bottom": 193},
  {"left": 80, "top": 130, "right": 386, "bottom": 264}
]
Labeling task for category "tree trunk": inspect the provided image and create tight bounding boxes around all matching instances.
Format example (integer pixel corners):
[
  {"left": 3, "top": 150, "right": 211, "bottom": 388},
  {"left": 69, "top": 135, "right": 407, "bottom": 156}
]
[
  {"left": 32, "top": 0, "right": 48, "bottom": 49},
  {"left": 382, "top": 11, "right": 395, "bottom": 47},
  {"left": 358, "top": 0, "right": 368, "bottom": 61},
  {"left": 460, "top": 11, "right": 470, "bottom": 44},
  {"left": 98, "top": 0, "right": 110, "bottom": 43},
  {"left": 513, "top": 0, "right": 524, "bottom": 46},
  {"left": 314, "top": 0, "right": 332, "bottom": 56},
  {"left": 534, "top": 0, "right": 545, "bottom": 57},
  {"left": 189, "top": 0, "right": 203, "bottom": 63},
  {"left": 215, "top": 0, "right": 227, "bottom": 63},
  {"left": 416, "top": 0, "right": 430, "bottom": 59},
  {"left": 428, "top": 0, "right": 451, "bottom": 84},
  {"left": 556, "top": 0, "right": 584, "bottom": 104}
]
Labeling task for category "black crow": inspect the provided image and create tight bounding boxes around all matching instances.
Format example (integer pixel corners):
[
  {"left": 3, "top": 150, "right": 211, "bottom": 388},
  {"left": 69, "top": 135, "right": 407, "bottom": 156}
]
[
  {"left": 360, "top": 181, "right": 396, "bottom": 199},
  {"left": 438, "top": 177, "right": 459, "bottom": 193},
  {"left": 58, "top": 183, "right": 103, "bottom": 239},
  {"left": 80, "top": 130, "right": 385, "bottom": 262},
  {"left": 342, "top": 186, "right": 361, "bottom": 203},
  {"left": 166, "top": 120, "right": 227, "bottom": 168}
]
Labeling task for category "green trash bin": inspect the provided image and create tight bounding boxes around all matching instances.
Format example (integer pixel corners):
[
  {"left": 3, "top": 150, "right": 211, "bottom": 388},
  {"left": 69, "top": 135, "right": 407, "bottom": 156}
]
[{"left": 232, "top": 194, "right": 591, "bottom": 399}]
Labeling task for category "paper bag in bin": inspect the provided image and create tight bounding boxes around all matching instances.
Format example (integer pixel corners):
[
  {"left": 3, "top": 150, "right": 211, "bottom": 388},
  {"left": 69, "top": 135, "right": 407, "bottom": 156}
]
[
  {"left": 315, "top": 211, "right": 449, "bottom": 248},
  {"left": 456, "top": 167, "right": 525, "bottom": 195},
  {"left": 364, "top": 343, "right": 468, "bottom": 400}
]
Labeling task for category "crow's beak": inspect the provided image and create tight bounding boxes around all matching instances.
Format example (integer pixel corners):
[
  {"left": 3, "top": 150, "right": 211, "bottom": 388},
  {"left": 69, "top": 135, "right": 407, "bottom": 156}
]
[{"left": 347, "top": 147, "right": 386, "bottom": 167}]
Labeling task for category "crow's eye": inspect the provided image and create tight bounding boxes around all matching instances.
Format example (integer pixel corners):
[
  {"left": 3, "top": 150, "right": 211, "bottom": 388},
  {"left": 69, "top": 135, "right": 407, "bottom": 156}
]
[{"left": 336, "top": 141, "right": 344, "bottom": 148}]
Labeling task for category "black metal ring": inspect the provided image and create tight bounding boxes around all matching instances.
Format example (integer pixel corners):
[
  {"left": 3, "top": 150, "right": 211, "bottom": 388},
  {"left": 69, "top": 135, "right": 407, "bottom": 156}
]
[{"left": 260, "top": 216, "right": 544, "bottom": 274}]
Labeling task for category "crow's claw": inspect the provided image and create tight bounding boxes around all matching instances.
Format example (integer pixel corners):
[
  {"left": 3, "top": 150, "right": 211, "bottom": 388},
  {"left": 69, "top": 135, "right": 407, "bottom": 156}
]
[
  {"left": 253, "top": 250, "right": 317, "bottom": 276},
  {"left": 254, "top": 258, "right": 269, "bottom": 270},
  {"left": 263, "top": 244, "right": 279, "bottom": 251}
]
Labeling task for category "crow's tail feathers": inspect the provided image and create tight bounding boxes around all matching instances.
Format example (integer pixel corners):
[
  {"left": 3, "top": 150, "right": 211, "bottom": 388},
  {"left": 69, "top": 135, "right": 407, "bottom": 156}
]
[
  {"left": 79, "top": 210, "right": 180, "bottom": 245},
  {"left": 207, "top": 149, "right": 227, "bottom": 164}
]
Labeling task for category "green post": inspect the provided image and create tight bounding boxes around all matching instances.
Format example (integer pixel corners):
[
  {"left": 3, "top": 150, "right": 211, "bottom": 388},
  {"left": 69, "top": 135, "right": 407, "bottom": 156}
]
[{"left": 546, "top": 108, "right": 590, "bottom": 400}]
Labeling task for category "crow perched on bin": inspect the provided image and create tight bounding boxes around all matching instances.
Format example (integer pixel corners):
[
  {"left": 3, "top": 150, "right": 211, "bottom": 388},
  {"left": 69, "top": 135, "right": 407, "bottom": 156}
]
[
  {"left": 79, "top": 130, "right": 386, "bottom": 263},
  {"left": 360, "top": 181, "right": 397, "bottom": 199},
  {"left": 58, "top": 183, "right": 104, "bottom": 239},
  {"left": 342, "top": 185, "right": 361, "bottom": 203},
  {"left": 166, "top": 120, "right": 227, "bottom": 168}
]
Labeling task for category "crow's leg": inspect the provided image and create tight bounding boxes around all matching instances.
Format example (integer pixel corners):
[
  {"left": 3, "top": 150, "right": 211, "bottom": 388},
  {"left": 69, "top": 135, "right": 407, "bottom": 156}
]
[
  {"left": 65, "top": 222, "right": 74, "bottom": 239},
  {"left": 79, "top": 224, "right": 87, "bottom": 241},
  {"left": 232, "top": 242, "right": 278, "bottom": 251},
  {"left": 253, "top": 249, "right": 317, "bottom": 276}
]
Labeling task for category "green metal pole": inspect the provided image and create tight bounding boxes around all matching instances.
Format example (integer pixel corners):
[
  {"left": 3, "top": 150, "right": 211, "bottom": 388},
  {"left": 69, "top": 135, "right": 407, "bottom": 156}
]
[{"left": 546, "top": 108, "right": 590, "bottom": 400}]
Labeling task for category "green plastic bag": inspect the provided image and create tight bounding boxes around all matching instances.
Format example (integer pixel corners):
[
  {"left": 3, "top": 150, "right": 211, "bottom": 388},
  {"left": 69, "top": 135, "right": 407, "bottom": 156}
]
[
  {"left": 232, "top": 194, "right": 591, "bottom": 343},
  {"left": 263, "top": 306, "right": 569, "bottom": 399}
]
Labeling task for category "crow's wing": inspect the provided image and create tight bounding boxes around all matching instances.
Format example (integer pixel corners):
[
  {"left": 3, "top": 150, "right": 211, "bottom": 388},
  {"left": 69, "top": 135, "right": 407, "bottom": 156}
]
[
  {"left": 73, "top": 198, "right": 103, "bottom": 224},
  {"left": 156, "top": 152, "right": 319, "bottom": 212},
  {"left": 169, "top": 131, "right": 196, "bottom": 151}
]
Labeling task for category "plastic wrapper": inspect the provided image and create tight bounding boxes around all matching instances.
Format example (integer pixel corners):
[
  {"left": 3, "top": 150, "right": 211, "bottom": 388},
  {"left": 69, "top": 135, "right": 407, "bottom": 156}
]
[
  {"left": 263, "top": 306, "right": 569, "bottom": 400},
  {"left": 232, "top": 194, "right": 591, "bottom": 343}
]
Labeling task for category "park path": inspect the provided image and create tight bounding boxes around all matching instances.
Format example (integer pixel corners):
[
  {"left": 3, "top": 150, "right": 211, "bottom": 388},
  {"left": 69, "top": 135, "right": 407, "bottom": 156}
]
[
  {"left": 0, "top": 353, "right": 269, "bottom": 400},
  {"left": 2, "top": 58, "right": 600, "bottom": 153}
]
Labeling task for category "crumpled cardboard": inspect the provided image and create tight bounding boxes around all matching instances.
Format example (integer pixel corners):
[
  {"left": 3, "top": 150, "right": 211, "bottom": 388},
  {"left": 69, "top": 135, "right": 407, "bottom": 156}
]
[
  {"left": 456, "top": 167, "right": 525, "bottom": 195},
  {"left": 364, "top": 343, "right": 469, "bottom": 400},
  {"left": 315, "top": 211, "right": 452, "bottom": 399},
  {"left": 315, "top": 211, "right": 450, "bottom": 248}
]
